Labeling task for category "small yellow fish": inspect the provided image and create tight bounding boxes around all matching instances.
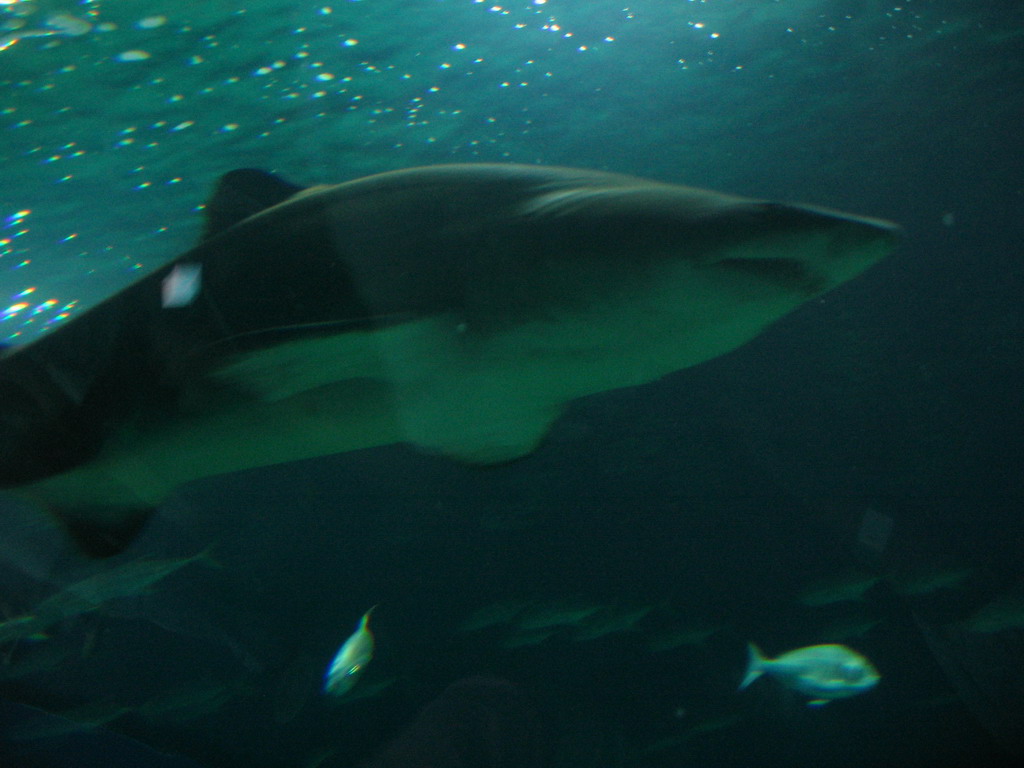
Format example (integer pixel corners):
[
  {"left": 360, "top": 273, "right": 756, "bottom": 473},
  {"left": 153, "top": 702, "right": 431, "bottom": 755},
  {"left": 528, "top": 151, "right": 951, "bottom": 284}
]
[{"left": 323, "top": 606, "right": 377, "bottom": 697}]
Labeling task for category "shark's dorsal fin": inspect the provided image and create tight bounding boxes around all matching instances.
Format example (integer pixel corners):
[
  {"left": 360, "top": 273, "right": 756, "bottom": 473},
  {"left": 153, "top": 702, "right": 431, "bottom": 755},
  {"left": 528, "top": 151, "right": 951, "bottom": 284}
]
[{"left": 202, "top": 169, "right": 306, "bottom": 240}]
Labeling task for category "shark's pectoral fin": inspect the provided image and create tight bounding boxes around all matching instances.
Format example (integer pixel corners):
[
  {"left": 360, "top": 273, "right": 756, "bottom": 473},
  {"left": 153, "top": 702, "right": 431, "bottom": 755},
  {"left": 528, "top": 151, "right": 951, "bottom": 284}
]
[
  {"left": 394, "top": 382, "right": 563, "bottom": 464},
  {"left": 203, "top": 317, "right": 562, "bottom": 464},
  {"left": 377, "top": 317, "right": 566, "bottom": 464}
]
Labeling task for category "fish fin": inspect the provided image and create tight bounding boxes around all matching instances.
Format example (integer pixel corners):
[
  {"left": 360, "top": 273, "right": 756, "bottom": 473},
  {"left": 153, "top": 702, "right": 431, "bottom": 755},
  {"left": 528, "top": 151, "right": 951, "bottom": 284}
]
[
  {"left": 195, "top": 546, "right": 225, "bottom": 570},
  {"left": 392, "top": 374, "right": 564, "bottom": 465},
  {"left": 51, "top": 505, "right": 154, "bottom": 558},
  {"left": 806, "top": 699, "right": 830, "bottom": 707},
  {"left": 202, "top": 323, "right": 408, "bottom": 402},
  {"left": 361, "top": 605, "right": 379, "bottom": 628},
  {"left": 739, "top": 642, "right": 767, "bottom": 690},
  {"left": 201, "top": 169, "right": 306, "bottom": 240}
]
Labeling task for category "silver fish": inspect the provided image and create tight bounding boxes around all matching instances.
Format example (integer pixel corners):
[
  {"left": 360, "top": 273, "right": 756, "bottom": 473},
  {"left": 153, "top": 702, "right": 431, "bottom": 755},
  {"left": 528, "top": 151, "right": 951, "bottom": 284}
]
[
  {"left": 798, "top": 571, "right": 881, "bottom": 607},
  {"left": 323, "top": 606, "right": 376, "bottom": 697},
  {"left": 33, "top": 549, "right": 217, "bottom": 624},
  {"left": 739, "top": 642, "right": 880, "bottom": 706}
]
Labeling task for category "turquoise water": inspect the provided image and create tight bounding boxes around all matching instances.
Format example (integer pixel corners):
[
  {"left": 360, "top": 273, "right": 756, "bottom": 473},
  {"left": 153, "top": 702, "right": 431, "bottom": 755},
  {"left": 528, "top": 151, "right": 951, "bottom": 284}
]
[{"left": 1, "top": 1, "right": 1023, "bottom": 767}]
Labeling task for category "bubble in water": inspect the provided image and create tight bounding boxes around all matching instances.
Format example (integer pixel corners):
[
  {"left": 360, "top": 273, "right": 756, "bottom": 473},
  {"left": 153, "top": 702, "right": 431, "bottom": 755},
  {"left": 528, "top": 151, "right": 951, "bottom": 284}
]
[
  {"left": 116, "top": 49, "right": 151, "bottom": 62},
  {"left": 137, "top": 16, "right": 167, "bottom": 30},
  {"left": 45, "top": 13, "right": 91, "bottom": 36}
]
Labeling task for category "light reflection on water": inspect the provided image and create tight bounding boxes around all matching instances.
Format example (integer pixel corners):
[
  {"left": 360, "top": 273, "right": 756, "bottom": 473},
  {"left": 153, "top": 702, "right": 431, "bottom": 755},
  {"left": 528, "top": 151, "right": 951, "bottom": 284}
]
[{"left": 0, "top": 1, "right": 932, "bottom": 343}]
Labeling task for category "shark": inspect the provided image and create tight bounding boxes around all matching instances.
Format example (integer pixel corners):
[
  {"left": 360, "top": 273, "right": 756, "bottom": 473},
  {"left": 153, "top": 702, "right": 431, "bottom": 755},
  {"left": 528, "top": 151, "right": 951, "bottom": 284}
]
[{"left": 0, "top": 164, "right": 900, "bottom": 555}]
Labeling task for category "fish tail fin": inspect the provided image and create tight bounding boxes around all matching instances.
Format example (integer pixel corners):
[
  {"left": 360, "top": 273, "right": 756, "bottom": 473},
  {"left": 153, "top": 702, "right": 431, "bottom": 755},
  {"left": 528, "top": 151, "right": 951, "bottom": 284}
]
[
  {"left": 196, "top": 545, "right": 226, "bottom": 569},
  {"left": 739, "top": 642, "right": 767, "bottom": 690}
]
